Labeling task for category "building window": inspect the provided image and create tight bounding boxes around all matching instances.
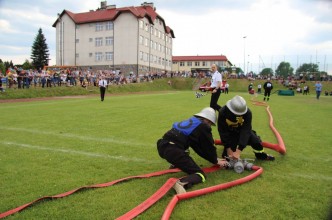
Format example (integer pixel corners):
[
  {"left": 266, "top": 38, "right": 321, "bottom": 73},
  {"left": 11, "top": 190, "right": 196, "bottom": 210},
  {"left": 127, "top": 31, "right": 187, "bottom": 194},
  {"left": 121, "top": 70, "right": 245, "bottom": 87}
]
[
  {"left": 105, "top": 22, "right": 113, "bottom": 30},
  {"left": 144, "top": 38, "right": 148, "bottom": 47},
  {"left": 139, "top": 51, "right": 143, "bottom": 60},
  {"left": 145, "top": 23, "right": 149, "bottom": 32},
  {"left": 143, "top": 53, "right": 148, "bottom": 62},
  {"left": 180, "top": 62, "right": 185, "bottom": 66},
  {"left": 150, "top": 26, "right": 154, "bottom": 35},
  {"left": 105, "top": 37, "right": 113, "bottom": 46},
  {"left": 95, "top": 38, "right": 103, "bottom": 47},
  {"left": 89, "top": 53, "right": 92, "bottom": 57},
  {"left": 139, "top": 35, "right": 144, "bottom": 45},
  {"left": 195, "top": 61, "right": 200, "bottom": 66},
  {"left": 139, "top": 20, "right": 144, "bottom": 29},
  {"left": 89, "top": 38, "right": 93, "bottom": 42},
  {"left": 95, "top": 52, "right": 102, "bottom": 61},
  {"left": 95, "top": 23, "right": 103, "bottom": 31},
  {"left": 105, "top": 52, "right": 113, "bottom": 61},
  {"left": 202, "top": 61, "right": 206, "bottom": 66},
  {"left": 150, "top": 40, "right": 153, "bottom": 49},
  {"left": 187, "top": 62, "right": 192, "bottom": 66}
]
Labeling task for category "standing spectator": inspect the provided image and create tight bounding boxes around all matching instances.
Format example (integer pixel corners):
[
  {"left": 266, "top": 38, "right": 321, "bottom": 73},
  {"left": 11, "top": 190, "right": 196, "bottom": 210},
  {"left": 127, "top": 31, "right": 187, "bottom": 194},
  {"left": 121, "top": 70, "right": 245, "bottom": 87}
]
[
  {"left": 314, "top": 81, "right": 322, "bottom": 100},
  {"left": 209, "top": 64, "right": 222, "bottom": 111},
  {"left": 0, "top": 75, "right": 4, "bottom": 92},
  {"left": 263, "top": 78, "right": 273, "bottom": 101},
  {"left": 98, "top": 75, "right": 108, "bottom": 101},
  {"left": 224, "top": 82, "right": 229, "bottom": 94},
  {"left": 303, "top": 85, "right": 309, "bottom": 95},
  {"left": 248, "top": 83, "right": 254, "bottom": 94},
  {"left": 157, "top": 107, "right": 227, "bottom": 194},
  {"left": 257, "top": 84, "right": 262, "bottom": 94}
]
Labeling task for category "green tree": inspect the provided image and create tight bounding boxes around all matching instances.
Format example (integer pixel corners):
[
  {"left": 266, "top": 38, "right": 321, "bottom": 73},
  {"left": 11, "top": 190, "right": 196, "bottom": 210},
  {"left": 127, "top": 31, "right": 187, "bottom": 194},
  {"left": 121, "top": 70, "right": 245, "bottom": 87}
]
[
  {"left": 22, "top": 59, "right": 33, "bottom": 70},
  {"left": 0, "top": 62, "right": 5, "bottom": 75},
  {"left": 296, "top": 63, "right": 321, "bottom": 80},
  {"left": 31, "top": 28, "right": 49, "bottom": 70},
  {"left": 260, "top": 68, "right": 274, "bottom": 77},
  {"left": 275, "top": 61, "right": 294, "bottom": 78}
]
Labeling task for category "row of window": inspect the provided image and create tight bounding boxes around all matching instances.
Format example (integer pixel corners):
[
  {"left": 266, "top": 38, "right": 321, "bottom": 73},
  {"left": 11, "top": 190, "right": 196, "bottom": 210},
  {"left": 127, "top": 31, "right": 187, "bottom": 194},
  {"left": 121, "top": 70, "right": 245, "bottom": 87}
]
[
  {"left": 77, "top": 22, "right": 114, "bottom": 31},
  {"left": 139, "top": 20, "right": 172, "bottom": 43},
  {"left": 76, "top": 37, "right": 114, "bottom": 47},
  {"left": 75, "top": 52, "right": 114, "bottom": 61},
  {"left": 139, "top": 51, "right": 172, "bottom": 67},
  {"left": 173, "top": 61, "right": 226, "bottom": 67},
  {"left": 95, "top": 22, "right": 113, "bottom": 31},
  {"left": 139, "top": 35, "right": 172, "bottom": 55}
]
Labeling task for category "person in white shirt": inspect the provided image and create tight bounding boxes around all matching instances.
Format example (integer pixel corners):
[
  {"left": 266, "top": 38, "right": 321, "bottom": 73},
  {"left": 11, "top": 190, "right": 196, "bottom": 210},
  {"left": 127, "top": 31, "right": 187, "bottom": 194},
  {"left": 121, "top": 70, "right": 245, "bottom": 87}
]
[
  {"left": 98, "top": 75, "right": 108, "bottom": 101},
  {"left": 209, "top": 64, "right": 222, "bottom": 111}
]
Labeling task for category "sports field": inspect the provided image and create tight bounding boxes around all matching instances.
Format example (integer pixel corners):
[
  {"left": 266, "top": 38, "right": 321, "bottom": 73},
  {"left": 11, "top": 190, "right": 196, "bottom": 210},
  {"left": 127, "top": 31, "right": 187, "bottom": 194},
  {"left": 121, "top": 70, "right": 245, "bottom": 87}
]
[{"left": 0, "top": 91, "right": 331, "bottom": 219}]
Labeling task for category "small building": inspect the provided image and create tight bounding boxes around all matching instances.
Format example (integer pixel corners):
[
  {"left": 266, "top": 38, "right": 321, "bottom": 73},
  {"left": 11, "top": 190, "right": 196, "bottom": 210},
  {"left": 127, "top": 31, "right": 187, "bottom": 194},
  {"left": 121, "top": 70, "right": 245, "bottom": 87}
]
[{"left": 172, "top": 55, "right": 232, "bottom": 74}]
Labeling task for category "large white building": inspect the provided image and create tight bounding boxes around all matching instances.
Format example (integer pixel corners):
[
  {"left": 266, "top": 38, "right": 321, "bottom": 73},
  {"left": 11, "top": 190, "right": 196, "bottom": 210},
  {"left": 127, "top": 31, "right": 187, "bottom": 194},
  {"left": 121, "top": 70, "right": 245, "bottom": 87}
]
[{"left": 53, "top": 1, "right": 175, "bottom": 75}]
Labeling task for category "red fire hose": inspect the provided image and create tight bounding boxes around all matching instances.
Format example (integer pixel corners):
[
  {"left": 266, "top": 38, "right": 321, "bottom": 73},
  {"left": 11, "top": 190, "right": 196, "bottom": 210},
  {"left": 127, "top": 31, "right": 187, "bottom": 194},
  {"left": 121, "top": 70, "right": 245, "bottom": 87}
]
[
  {"left": 0, "top": 98, "right": 285, "bottom": 219},
  {"left": 161, "top": 166, "right": 263, "bottom": 220}
]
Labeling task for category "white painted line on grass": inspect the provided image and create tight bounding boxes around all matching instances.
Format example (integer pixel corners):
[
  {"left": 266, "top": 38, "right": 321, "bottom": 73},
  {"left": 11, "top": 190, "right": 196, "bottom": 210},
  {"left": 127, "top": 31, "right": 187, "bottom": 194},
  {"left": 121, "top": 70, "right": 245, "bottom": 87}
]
[
  {"left": 0, "top": 126, "right": 155, "bottom": 147},
  {"left": 2, "top": 141, "right": 150, "bottom": 163}
]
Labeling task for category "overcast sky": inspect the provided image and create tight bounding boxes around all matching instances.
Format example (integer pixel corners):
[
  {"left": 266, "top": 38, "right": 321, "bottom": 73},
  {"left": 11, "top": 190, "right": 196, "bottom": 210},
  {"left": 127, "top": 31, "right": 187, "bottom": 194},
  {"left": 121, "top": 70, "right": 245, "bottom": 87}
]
[{"left": 0, "top": 0, "right": 331, "bottom": 74}]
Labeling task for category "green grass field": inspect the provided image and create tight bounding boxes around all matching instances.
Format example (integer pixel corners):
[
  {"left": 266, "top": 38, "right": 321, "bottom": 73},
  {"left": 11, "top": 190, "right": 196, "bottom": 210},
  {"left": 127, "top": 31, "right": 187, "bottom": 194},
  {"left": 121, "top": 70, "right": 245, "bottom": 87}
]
[{"left": 1, "top": 84, "right": 332, "bottom": 219}]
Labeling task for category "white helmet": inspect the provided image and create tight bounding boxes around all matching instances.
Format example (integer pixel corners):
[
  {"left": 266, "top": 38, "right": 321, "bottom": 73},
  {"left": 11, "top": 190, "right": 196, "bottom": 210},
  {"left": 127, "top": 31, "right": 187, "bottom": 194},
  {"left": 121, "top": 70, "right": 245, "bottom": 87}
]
[
  {"left": 226, "top": 95, "right": 248, "bottom": 115},
  {"left": 194, "top": 107, "right": 216, "bottom": 125}
]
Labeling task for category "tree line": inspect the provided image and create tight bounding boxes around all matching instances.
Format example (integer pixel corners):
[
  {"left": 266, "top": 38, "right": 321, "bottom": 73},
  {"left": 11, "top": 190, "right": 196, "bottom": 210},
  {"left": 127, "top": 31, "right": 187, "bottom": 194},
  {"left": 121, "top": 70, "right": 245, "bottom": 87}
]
[{"left": 0, "top": 28, "right": 49, "bottom": 74}]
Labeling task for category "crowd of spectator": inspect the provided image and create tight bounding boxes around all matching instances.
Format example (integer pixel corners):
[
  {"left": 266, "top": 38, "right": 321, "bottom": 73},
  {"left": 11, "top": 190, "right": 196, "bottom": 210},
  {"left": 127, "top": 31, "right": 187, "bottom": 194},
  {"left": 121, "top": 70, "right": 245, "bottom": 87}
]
[{"left": 0, "top": 67, "right": 198, "bottom": 90}]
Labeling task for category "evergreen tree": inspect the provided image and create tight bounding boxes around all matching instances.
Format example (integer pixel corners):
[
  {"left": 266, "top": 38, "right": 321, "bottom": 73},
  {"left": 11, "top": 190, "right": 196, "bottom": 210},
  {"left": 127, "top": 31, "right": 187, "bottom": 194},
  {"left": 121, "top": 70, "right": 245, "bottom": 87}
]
[{"left": 31, "top": 28, "right": 49, "bottom": 70}]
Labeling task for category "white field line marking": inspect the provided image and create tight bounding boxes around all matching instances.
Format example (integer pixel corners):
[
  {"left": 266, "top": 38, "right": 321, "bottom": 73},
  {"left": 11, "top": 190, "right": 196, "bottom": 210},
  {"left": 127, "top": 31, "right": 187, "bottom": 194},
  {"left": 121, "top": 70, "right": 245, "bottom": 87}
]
[
  {"left": 2, "top": 141, "right": 150, "bottom": 163},
  {"left": 0, "top": 126, "right": 154, "bottom": 147},
  {"left": 272, "top": 172, "right": 332, "bottom": 181}
]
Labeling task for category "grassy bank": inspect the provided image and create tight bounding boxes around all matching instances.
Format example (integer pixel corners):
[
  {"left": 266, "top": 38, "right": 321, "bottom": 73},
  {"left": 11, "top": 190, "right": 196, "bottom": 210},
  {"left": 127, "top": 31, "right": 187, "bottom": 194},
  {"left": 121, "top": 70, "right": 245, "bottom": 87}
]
[{"left": 1, "top": 77, "right": 331, "bottom": 100}]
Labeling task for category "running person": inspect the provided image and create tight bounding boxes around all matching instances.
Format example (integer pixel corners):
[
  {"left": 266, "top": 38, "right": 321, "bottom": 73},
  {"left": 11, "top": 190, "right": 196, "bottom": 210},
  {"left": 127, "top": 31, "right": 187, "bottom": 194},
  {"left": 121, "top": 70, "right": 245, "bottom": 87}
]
[{"left": 263, "top": 78, "right": 273, "bottom": 101}]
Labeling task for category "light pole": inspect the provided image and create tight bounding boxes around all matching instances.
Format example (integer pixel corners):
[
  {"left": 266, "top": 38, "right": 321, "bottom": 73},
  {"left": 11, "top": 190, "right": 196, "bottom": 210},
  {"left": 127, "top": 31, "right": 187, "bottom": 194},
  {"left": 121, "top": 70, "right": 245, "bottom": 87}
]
[{"left": 243, "top": 36, "right": 247, "bottom": 74}]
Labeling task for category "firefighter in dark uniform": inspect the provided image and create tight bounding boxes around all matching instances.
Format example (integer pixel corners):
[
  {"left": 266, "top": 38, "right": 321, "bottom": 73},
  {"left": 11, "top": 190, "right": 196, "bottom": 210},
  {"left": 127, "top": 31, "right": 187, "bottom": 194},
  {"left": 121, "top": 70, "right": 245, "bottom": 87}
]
[
  {"left": 157, "top": 107, "right": 227, "bottom": 194},
  {"left": 218, "top": 95, "right": 275, "bottom": 161},
  {"left": 263, "top": 78, "right": 273, "bottom": 101}
]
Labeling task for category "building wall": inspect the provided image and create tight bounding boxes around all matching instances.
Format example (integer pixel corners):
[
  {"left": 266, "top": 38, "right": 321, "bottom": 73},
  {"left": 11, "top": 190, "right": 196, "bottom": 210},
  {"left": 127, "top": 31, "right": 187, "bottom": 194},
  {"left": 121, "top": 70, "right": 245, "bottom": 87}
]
[
  {"left": 55, "top": 10, "right": 173, "bottom": 75},
  {"left": 56, "top": 14, "right": 76, "bottom": 66},
  {"left": 114, "top": 12, "right": 138, "bottom": 66},
  {"left": 172, "top": 60, "right": 230, "bottom": 73}
]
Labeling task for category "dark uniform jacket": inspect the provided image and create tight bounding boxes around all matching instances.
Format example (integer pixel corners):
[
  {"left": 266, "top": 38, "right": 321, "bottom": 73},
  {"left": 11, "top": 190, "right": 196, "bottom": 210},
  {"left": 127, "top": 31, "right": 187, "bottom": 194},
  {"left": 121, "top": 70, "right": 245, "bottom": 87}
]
[
  {"left": 217, "top": 106, "right": 253, "bottom": 151},
  {"left": 161, "top": 116, "right": 218, "bottom": 164}
]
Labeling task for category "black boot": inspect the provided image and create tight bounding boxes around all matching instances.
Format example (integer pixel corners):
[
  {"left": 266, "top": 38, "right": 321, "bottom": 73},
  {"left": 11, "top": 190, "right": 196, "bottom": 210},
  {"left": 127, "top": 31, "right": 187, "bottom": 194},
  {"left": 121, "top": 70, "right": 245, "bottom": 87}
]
[{"left": 255, "top": 152, "right": 275, "bottom": 161}]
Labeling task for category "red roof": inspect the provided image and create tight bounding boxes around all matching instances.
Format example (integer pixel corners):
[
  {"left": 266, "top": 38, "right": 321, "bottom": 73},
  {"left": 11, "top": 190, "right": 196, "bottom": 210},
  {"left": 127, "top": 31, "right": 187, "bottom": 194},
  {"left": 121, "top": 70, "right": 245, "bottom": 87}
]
[
  {"left": 53, "top": 5, "right": 175, "bottom": 37},
  {"left": 172, "top": 55, "right": 228, "bottom": 62}
]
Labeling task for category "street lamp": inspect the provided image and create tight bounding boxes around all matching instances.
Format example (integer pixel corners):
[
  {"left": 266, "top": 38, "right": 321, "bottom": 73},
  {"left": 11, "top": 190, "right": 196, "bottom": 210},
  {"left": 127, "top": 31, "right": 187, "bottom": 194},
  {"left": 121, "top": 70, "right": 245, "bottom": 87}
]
[{"left": 243, "top": 36, "right": 247, "bottom": 74}]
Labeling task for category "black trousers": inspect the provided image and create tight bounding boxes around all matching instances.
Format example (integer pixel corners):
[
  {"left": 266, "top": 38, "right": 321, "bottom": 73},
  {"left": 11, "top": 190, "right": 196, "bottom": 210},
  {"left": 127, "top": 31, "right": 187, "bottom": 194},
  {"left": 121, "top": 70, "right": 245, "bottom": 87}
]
[
  {"left": 157, "top": 139, "right": 205, "bottom": 187},
  {"left": 210, "top": 89, "right": 221, "bottom": 111},
  {"left": 100, "top": 87, "right": 106, "bottom": 101},
  {"left": 221, "top": 130, "right": 263, "bottom": 157}
]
